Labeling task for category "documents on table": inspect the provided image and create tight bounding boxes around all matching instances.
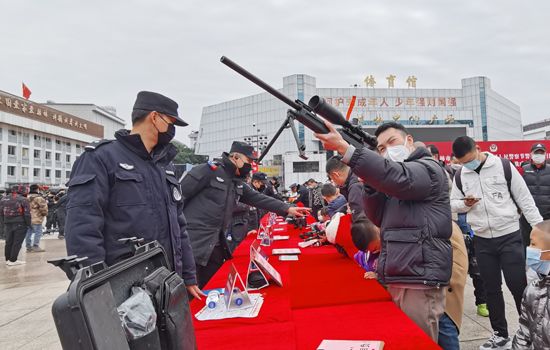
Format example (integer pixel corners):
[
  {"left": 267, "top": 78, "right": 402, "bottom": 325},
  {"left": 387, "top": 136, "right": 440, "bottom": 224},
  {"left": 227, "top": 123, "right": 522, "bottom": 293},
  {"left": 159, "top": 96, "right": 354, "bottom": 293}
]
[
  {"left": 317, "top": 340, "right": 385, "bottom": 350},
  {"left": 279, "top": 255, "right": 299, "bottom": 261},
  {"left": 195, "top": 293, "right": 264, "bottom": 321},
  {"left": 272, "top": 248, "right": 301, "bottom": 255},
  {"left": 273, "top": 235, "right": 289, "bottom": 240}
]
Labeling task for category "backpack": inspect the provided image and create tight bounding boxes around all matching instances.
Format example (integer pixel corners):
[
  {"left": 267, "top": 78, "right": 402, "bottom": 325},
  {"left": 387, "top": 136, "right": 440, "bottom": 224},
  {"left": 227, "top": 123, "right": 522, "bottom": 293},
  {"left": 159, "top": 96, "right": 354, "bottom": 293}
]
[{"left": 454, "top": 158, "right": 519, "bottom": 211}]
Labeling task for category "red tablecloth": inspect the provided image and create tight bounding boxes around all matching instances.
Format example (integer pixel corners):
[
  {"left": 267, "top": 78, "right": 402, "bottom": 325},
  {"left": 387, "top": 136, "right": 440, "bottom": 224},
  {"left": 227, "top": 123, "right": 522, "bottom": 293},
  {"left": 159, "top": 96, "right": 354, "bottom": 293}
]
[{"left": 192, "top": 218, "right": 441, "bottom": 350}]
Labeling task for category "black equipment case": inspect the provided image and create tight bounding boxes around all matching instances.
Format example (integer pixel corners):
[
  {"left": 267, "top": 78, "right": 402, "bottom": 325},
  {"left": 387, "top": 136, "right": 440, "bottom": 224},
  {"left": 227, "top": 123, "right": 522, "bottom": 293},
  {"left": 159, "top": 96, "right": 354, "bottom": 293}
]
[{"left": 49, "top": 238, "right": 197, "bottom": 350}]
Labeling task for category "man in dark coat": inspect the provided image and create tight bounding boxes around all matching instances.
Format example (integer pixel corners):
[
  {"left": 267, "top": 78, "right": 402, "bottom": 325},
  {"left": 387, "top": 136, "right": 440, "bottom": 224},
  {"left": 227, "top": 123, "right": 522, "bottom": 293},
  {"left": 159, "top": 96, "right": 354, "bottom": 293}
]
[
  {"left": 2, "top": 185, "right": 31, "bottom": 265},
  {"left": 325, "top": 155, "right": 365, "bottom": 223},
  {"left": 315, "top": 121, "right": 452, "bottom": 343},
  {"left": 65, "top": 91, "right": 203, "bottom": 299},
  {"left": 290, "top": 183, "right": 310, "bottom": 207},
  {"left": 181, "top": 142, "right": 310, "bottom": 289},
  {"left": 54, "top": 190, "right": 67, "bottom": 239}
]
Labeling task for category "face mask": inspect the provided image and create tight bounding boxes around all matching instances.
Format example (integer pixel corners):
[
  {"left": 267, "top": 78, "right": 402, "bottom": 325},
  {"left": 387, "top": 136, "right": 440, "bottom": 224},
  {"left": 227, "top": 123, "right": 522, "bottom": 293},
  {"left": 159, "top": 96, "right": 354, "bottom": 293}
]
[
  {"left": 450, "top": 163, "right": 462, "bottom": 171},
  {"left": 258, "top": 184, "right": 266, "bottom": 192},
  {"left": 318, "top": 216, "right": 323, "bottom": 222},
  {"left": 237, "top": 162, "right": 252, "bottom": 177},
  {"left": 463, "top": 151, "right": 481, "bottom": 171},
  {"left": 155, "top": 116, "right": 175, "bottom": 145},
  {"left": 383, "top": 137, "right": 411, "bottom": 163},
  {"left": 532, "top": 154, "right": 546, "bottom": 164},
  {"left": 526, "top": 246, "right": 550, "bottom": 275}
]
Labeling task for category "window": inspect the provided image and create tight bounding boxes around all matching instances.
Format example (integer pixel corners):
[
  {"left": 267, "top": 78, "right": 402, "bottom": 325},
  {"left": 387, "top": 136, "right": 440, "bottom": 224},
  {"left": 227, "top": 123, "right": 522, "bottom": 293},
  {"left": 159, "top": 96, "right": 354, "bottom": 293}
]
[
  {"left": 76, "top": 144, "right": 81, "bottom": 150},
  {"left": 293, "top": 161, "right": 319, "bottom": 173},
  {"left": 45, "top": 137, "right": 51, "bottom": 143},
  {"left": 34, "top": 150, "right": 40, "bottom": 158},
  {"left": 45, "top": 151, "right": 51, "bottom": 160},
  {"left": 55, "top": 153, "right": 61, "bottom": 161},
  {"left": 9, "top": 130, "right": 16, "bottom": 136},
  {"left": 33, "top": 168, "right": 40, "bottom": 177},
  {"left": 22, "top": 167, "right": 28, "bottom": 176},
  {"left": 55, "top": 170, "right": 61, "bottom": 178},
  {"left": 34, "top": 135, "right": 41, "bottom": 140},
  {"left": 7, "top": 166, "right": 15, "bottom": 176},
  {"left": 8, "top": 145, "right": 16, "bottom": 155},
  {"left": 66, "top": 171, "right": 71, "bottom": 179},
  {"left": 23, "top": 133, "right": 29, "bottom": 138},
  {"left": 45, "top": 169, "right": 51, "bottom": 178},
  {"left": 66, "top": 142, "right": 71, "bottom": 147},
  {"left": 22, "top": 148, "right": 29, "bottom": 157},
  {"left": 55, "top": 140, "right": 61, "bottom": 145},
  {"left": 66, "top": 155, "right": 71, "bottom": 162}
]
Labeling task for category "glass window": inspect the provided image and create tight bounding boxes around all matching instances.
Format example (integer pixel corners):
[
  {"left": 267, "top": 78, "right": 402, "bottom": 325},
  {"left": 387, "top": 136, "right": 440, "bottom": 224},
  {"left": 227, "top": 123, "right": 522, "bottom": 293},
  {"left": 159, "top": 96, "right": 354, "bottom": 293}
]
[
  {"left": 66, "top": 171, "right": 71, "bottom": 179},
  {"left": 66, "top": 155, "right": 71, "bottom": 162},
  {"left": 45, "top": 151, "right": 51, "bottom": 160},
  {"left": 45, "top": 137, "right": 51, "bottom": 142},
  {"left": 55, "top": 153, "right": 61, "bottom": 161},
  {"left": 55, "top": 140, "right": 61, "bottom": 145},
  {"left": 45, "top": 169, "right": 51, "bottom": 177},
  {"left": 23, "top": 133, "right": 29, "bottom": 138},
  {"left": 22, "top": 148, "right": 29, "bottom": 157},
  {"left": 55, "top": 170, "right": 61, "bottom": 178},
  {"left": 34, "top": 135, "right": 41, "bottom": 140},
  {"left": 293, "top": 161, "right": 319, "bottom": 173},
  {"left": 76, "top": 144, "right": 81, "bottom": 150},
  {"left": 66, "top": 142, "right": 71, "bottom": 147},
  {"left": 33, "top": 168, "right": 40, "bottom": 177},
  {"left": 7, "top": 166, "right": 15, "bottom": 176},
  {"left": 7, "top": 145, "right": 16, "bottom": 155},
  {"left": 22, "top": 167, "right": 28, "bottom": 176},
  {"left": 9, "top": 130, "right": 16, "bottom": 136},
  {"left": 34, "top": 150, "right": 40, "bottom": 158}
]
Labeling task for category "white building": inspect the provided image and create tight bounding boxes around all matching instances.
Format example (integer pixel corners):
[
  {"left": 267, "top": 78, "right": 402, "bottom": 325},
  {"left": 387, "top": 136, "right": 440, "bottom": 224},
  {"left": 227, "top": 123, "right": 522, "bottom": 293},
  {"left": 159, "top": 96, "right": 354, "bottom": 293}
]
[
  {"left": 196, "top": 75, "right": 523, "bottom": 187},
  {"left": 0, "top": 90, "right": 124, "bottom": 188},
  {"left": 523, "top": 119, "right": 550, "bottom": 140}
]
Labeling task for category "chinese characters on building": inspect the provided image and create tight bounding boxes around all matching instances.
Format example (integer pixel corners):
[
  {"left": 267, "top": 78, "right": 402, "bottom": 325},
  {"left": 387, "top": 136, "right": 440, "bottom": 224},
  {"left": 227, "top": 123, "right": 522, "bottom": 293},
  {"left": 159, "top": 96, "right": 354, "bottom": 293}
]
[
  {"left": 324, "top": 97, "right": 458, "bottom": 108},
  {"left": 438, "top": 153, "right": 547, "bottom": 167},
  {"left": 364, "top": 75, "right": 417, "bottom": 88},
  {"left": 0, "top": 95, "right": 88, "bottom": 130}
]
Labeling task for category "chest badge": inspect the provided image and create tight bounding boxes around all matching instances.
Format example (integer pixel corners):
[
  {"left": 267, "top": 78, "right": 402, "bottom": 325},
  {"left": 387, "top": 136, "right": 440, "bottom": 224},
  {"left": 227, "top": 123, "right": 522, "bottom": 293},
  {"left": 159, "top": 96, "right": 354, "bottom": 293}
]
[
  {"left": 216, "top": 177, "right": 224, "bottom": 183},
  {"left": 173, "top": 187, "right": 182, "bottom": 201},
  {"left": 119, "top": 163, "right": 134, "bottom": 170}
]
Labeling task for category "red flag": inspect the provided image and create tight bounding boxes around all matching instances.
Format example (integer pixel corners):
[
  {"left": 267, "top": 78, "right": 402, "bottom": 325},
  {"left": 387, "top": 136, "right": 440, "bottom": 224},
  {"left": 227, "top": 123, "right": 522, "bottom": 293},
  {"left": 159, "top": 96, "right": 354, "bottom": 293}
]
[
  {"left": 345, "top": 96, "right": 356, "bottom": 121},
  {"left": 22, "top": 83, "right": 31, "bottom": 99}
]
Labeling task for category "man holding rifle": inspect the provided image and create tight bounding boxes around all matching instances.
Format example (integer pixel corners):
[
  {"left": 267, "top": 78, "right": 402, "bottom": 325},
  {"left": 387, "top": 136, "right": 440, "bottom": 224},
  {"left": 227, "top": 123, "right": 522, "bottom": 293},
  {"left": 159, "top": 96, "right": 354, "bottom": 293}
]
[{"left": 314, "top": 121, "right": 453, "bottom": 343}]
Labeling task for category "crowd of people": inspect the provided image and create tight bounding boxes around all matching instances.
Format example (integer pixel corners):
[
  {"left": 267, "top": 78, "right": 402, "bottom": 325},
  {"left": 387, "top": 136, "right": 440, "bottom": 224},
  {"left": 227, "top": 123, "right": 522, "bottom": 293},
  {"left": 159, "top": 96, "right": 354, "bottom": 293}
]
[
  {"left": 1, "top": 185, "right": 67, "bottom": 265},
  {"left": 3, "top": 91, "right": 548, "bottom": 350}
]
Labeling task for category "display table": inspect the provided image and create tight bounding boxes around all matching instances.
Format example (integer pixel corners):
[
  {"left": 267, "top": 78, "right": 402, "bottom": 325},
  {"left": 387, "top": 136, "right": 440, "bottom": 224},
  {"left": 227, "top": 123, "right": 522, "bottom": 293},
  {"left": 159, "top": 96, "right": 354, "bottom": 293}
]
[{"left": 191, "top": 218, "right": 441, "bottom": 349}]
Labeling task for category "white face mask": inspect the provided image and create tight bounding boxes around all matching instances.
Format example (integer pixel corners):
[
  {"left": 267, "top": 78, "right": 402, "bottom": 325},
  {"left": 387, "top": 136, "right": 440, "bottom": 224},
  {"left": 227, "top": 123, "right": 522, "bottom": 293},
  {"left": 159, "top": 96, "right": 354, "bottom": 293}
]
[
  {"left": 532, "top": 154, "right": 546, "bottom": 164},
  {"left": 450, "top": 163, "right": 462, "bottom": 171},
  {"left": 383, "top": 137, "right": 411, "bottom": 163},
  {"left": 318, "top": 216, "right": 323, "bottom": 222}
]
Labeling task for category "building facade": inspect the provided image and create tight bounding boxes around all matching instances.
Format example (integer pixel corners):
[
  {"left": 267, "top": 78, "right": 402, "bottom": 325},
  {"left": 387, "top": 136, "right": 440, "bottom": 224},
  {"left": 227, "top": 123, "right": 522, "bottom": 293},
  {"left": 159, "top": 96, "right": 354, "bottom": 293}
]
[
  {"left": 0, "top": 90, "right": 124, "bottom": 188},
  {"left": 196, "top": 75, "right": 522, "bottom": 186},
  {"left": 523, "top": 119, "right": 550, "bottom": 140}
]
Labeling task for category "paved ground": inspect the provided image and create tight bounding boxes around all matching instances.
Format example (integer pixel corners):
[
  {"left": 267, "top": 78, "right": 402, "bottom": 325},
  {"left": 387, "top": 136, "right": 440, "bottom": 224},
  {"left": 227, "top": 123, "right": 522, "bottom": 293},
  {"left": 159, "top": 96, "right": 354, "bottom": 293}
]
[{"left": 0, "top": 234, "right": 520, "bottom": 350}]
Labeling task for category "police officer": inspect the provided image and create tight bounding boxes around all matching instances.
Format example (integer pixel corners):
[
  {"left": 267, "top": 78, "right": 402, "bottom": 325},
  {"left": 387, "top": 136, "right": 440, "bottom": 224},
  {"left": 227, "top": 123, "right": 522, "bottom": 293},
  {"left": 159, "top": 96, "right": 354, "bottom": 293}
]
[
  {"left": 264, "top": 176, "right": 283, "bottom": 200},
  {"left": 250, "top": 172, "right": 270, "bottom": 227},
  {"left": 65, "top": 91, "right": 204, "bottom": 299},
  {"left": 181, "top": 141, "right": 310, "bottom": 289},
  {"left": 290, "top": 183, "right": 310, "bottom": 207}
]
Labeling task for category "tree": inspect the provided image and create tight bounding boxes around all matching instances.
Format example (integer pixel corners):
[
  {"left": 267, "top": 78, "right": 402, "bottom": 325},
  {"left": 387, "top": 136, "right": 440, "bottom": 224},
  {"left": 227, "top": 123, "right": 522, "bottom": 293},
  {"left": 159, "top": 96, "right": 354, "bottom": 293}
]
[{"left": 171, "top": 140, "right": 208, "bottom": 165}]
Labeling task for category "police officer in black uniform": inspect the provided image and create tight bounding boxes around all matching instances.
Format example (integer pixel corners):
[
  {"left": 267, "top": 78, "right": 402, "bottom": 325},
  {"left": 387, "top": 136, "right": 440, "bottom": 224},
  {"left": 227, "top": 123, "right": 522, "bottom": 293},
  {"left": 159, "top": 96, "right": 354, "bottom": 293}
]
[
  {"left": 181, "top": 141, "right": 310, "bottom": 289},
  {"left": 65, "top": 91, "right": 204, "bottom": 299},
  {"left": 290, "top": 183, "right": 310, "bottom": 207},
  {"left": 264, "top": 176, "right": 283, "bottom": 200}
]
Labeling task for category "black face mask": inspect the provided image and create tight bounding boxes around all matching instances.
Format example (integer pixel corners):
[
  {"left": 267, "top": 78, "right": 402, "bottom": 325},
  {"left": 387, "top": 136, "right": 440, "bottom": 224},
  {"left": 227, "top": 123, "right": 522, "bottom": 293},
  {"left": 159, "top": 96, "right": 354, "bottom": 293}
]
[
  {"left": 237, "top": 162, "right": 252, "bottom": 177},
  {"left": 258, "top": 184, "right": 266, "bottom": 192},
  {"left": 155, "top": 116, "right": 175, "bottom": 145}
]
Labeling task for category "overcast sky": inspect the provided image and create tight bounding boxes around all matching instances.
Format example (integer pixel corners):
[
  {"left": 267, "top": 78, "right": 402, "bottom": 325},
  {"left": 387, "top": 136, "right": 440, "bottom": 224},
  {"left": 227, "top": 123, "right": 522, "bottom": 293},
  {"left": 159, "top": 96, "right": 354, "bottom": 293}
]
[{"left": 1, "top": 0, "right": 548, "bottom": 146}]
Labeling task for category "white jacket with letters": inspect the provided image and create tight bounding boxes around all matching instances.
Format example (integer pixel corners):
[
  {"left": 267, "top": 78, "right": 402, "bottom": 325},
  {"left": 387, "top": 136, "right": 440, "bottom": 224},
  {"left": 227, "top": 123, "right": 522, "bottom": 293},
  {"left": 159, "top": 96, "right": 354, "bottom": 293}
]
[{"left": 450, "top": 152, "right": 543, "bottom": 238}]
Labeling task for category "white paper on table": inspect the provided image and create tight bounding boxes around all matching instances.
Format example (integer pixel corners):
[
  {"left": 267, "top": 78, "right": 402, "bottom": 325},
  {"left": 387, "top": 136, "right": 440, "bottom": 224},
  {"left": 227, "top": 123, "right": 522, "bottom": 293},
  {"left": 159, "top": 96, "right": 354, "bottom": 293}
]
[
  {"left": 194, "top": 293, "right": 264, "bottom": 321},
  {"left": 317, "top": 340, "right": 385, "bottom": 350},
  {"left": 273, "top": 235, "right": 289, "bottom": 240}
]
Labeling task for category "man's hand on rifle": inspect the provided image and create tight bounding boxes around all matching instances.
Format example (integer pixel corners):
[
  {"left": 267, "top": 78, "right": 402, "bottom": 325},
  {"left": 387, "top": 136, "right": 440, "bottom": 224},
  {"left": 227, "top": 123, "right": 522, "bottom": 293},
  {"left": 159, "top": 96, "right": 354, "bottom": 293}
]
[{"left": 314, "top": 120, "right": 350, "bottom": 156}]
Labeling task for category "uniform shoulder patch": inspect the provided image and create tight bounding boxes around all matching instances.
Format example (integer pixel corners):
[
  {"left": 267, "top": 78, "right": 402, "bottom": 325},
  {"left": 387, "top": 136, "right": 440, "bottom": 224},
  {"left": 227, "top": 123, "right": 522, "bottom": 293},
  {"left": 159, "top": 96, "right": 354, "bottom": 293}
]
[
  {"left": 207, "top": 161, "right": 219, "bottom": 170},
  {"left": 85, "top": 139, "right": 113, "bottom": 151}
]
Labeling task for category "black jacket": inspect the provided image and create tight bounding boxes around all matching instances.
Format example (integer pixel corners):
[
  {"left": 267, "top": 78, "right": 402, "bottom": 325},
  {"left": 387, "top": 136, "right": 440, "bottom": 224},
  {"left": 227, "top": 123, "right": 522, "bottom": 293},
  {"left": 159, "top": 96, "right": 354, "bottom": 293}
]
[
  {"left": 348, "top": 146, "right": 453, "bottom": 286},
  {"left": 181, "top": 153, "right": 289, "bottom": 266},
  {"left": 295, "top": 185, "right": 310, "bottom": 207},
  {"left": 54, "top": 194, "right": 67, "bottom": 217},
  {"left": 339, "top": 171, "right": 364, "bottom": 223},
  {"left": 1, "top": 190, "right": 31, "bottom": 226},
  {"left": 522, "top": 161, "right": 550, "bottom": 219},
  {"left": 65, "top": 130, "right": 197, "bottom": 285},
  {"left": 264, "top": 184, "right": 283, "bottom": 200}
]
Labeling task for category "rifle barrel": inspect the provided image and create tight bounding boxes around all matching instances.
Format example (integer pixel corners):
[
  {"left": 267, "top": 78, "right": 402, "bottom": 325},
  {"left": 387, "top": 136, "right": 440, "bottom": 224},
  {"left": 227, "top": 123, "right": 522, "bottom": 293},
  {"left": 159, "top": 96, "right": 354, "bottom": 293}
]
[{"left": 220, "top": 56, "right": 300, "bottom": 110}]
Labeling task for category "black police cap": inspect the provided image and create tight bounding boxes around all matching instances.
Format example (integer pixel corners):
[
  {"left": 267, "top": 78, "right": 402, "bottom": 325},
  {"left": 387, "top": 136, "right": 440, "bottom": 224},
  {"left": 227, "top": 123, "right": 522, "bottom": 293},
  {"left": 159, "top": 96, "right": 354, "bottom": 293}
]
[
  {"left": 252, "top": 172, "right": 268, "bottom": 184},
  {"left": 230, "top": 141, "right": 257, "bottom": 161},
  {"left": 133, "top": 91, "right": 188, "bottom": 127}
]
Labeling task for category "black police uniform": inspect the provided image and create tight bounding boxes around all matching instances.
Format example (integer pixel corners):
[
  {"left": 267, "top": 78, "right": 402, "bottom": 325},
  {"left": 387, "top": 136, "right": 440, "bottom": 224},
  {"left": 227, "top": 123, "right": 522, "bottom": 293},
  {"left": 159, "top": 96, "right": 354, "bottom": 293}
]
[
  {"left": 181, "top": 145, "right": 290, "bottom": 289},
  {"left": 65, "top": 91, "right": 196, "bottom": 286},
  {"left": 264, "top": 183, "right": 283, "bottom": 200},
  {"left": 225, "top": 197, "right": 250, "bottom": 253}
]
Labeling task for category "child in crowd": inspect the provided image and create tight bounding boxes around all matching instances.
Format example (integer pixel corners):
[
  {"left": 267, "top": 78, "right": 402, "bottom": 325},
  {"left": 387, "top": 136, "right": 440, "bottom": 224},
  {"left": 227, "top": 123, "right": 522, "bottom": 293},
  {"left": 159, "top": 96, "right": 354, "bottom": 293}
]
[
  {"left": 321, "top": 183, "right": 347, "bottom": 218},
  {"left": 350, "top": 214, "right": 381, "bottom": 280},
  {"left": 318, "top": 208, "right": 331, "bottom": 224},
  {"left": 512, "top": 220, "right": 550, "bottom": 349}
]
